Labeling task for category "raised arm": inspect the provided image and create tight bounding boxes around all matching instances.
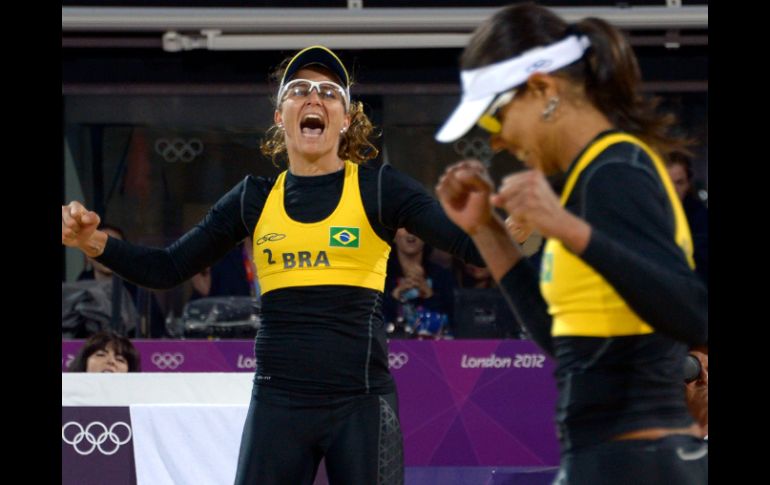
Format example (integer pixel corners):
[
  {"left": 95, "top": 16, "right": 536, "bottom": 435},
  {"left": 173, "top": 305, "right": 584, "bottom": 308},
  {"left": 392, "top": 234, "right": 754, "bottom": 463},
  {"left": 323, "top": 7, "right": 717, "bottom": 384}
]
[
  {"left": 435, "top": 160, "right": 554, "bottom": 355},
  {"left": 61, "top": 179, "right": 252, "bottom": 289},
  {"left": 378, "top": 164, "right": 484, "bottom": 266}
]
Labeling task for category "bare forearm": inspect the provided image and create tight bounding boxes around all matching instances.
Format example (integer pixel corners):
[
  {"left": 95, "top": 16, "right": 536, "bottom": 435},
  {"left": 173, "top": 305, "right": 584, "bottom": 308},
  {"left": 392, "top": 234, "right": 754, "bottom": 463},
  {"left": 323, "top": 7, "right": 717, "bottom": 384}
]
[
  {"left": 468, "top": 215, "right": 523, "bottom": 282},
  {"left": 553, "top": 211, "right": 591, "bottom": 256}
]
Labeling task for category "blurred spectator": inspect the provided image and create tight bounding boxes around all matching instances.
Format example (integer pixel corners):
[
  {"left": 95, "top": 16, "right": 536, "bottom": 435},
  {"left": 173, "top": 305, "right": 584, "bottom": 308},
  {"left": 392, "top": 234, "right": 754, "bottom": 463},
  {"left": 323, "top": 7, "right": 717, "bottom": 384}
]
[
  {"left": 383, "top": 229, "right": 455, "bottom": 338},
  {"left": 78, "top": 223, "right": 167, "bottom": 337},
  {"left": 427, "top": 247, "right": 454, "bottom": 271},
  {"left": 666, "top": 152, "right": 709, "bottom": 440},
  {"left": 67, "top": 330, "right": 141, "bottom": 372},
  {"left": 667, "top": 151, "right": 708, "bottom": 285},
  {"left": 190, "top": 237, "right": 258, "bottom": 300},
  {"left": 454, "top": 261, "right": 495, "bottom": 289},
  {"left": 62, "top": 277, "right": 138, "bottom": 338}
]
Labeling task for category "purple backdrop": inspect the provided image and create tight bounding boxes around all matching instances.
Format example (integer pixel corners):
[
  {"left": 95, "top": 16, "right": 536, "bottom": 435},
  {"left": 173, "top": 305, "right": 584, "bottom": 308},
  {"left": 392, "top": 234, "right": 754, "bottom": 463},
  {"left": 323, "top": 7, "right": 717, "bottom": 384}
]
[
  {"left": 387, "top": 340, "right": 559, "bottom": 466},
  {"left": 63, "top": 339, "right": 560, "bottom": 469}
]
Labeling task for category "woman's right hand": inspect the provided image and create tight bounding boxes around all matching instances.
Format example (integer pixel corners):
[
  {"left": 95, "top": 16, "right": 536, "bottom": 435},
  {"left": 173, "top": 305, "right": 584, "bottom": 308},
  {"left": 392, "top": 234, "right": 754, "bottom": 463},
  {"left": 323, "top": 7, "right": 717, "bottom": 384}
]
[
  {"left": 435, "top": 160, "right": 495, "bottom": 235},
  {"left": 438, "top": 161, "right": 523, "bottom": 282},
  {"left": 61, "top": 201, "right": 103, "bottom": 255},
  {"left": 504, "top": 216, "right": 534, "bottom": 244}
]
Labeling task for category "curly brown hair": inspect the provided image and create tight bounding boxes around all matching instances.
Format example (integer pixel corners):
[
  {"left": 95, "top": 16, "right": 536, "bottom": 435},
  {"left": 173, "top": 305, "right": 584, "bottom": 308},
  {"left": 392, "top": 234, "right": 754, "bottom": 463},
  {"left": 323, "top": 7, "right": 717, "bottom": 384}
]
[{"left": 260, "top": 59, "right": 380, "bottom": 167}]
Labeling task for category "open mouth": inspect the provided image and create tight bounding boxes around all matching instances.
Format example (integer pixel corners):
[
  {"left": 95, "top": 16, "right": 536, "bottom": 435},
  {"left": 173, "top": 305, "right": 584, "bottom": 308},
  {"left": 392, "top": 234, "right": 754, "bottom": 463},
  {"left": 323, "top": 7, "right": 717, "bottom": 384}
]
[{"left": 300, "top": 114, "right": 326, "bottom": 136}]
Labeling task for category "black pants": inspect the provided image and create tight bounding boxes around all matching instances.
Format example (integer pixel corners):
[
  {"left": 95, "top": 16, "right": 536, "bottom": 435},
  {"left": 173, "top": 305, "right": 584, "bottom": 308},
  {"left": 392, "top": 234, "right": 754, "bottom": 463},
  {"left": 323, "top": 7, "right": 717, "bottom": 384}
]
[
  {"left": 553, "top": 435, "right": 708, "bottom": 485},
  {"left": 233, "top": 385, "right": 404, "bottom": 485}
]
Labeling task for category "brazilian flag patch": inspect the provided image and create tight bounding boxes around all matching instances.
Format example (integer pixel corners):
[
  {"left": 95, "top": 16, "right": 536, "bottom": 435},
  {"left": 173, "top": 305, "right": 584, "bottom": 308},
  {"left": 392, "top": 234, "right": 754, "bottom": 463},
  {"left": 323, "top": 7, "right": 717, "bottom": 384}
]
[{"left": 330, "top": 227, "right": 360, "bottom": 248}]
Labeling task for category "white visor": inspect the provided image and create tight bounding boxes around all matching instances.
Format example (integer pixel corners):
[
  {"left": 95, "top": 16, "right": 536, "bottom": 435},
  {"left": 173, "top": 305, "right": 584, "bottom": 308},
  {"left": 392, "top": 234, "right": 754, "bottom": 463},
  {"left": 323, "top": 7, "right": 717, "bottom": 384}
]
[{"left": 435, "top": 35, "right": 591, "bottom": 143}]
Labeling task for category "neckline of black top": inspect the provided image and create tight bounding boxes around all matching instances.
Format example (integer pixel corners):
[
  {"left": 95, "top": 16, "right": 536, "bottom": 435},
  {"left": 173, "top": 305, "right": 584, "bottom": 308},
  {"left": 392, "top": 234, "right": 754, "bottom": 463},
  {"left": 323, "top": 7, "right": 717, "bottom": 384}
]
[
  {"left": 562, "top": 128, "right": 624, "bottom": 178},
  {"left": 285, "top": 166, "right": 346, "bottom": 187}
]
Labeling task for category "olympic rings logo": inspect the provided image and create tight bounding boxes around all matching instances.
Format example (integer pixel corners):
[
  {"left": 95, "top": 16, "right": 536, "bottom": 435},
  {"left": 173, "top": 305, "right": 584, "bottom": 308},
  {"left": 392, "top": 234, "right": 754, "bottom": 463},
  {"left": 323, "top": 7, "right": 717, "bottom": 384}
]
[
  {"left": 62, "top": 421, "right": 132, "bottom": 456},
  {"left": 151, "top": 352, "right": 185, "bottom": 370},
  {"left": 388, "top": 352, "right": 409, "bottom": 369},
  {"left": 255, "top": 233, "right": 287, "bottom": 245},
  {"left": 154, "top": 138, "right": 203, "bottom": 163},
  {"left": 453, "top": 137, "right": 493, "bottom": 163}
]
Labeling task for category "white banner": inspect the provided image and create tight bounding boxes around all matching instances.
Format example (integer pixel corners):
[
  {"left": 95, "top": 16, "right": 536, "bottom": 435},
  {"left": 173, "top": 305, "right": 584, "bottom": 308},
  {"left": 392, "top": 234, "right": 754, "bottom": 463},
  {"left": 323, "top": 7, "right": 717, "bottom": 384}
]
[{"left": 130, "top": 404, "right": 248, "bottom": 485}]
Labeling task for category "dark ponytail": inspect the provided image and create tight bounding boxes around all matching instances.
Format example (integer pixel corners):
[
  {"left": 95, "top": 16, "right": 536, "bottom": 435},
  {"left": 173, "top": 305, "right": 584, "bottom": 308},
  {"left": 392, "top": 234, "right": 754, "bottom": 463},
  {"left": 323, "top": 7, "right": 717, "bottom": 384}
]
[
  {"left": 569, "top": 17, "right": 690, "bottom": 155},
  {"left": 461, "top": 3, "right": 691, "bottom": 155}
]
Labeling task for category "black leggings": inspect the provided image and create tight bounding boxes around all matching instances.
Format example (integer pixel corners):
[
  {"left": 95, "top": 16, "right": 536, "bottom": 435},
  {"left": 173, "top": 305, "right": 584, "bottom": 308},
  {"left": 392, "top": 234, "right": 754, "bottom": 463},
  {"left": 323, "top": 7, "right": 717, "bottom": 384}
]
[
  {"left": 553, "top": 435, "right": 708, "bottom": 485},
  {"left": 234, "top": 386, "right": 404, "bottom": 485}
]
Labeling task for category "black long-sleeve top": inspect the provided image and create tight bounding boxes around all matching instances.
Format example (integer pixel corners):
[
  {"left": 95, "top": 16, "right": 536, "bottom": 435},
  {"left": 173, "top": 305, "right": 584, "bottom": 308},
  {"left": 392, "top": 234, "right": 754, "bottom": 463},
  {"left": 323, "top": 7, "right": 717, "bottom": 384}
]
[
  {"left": 97, "top": 162, "right": 481, "bottom": 396},
  {"left": 497, "top": 134, "right": 708, "bottom": 452}
]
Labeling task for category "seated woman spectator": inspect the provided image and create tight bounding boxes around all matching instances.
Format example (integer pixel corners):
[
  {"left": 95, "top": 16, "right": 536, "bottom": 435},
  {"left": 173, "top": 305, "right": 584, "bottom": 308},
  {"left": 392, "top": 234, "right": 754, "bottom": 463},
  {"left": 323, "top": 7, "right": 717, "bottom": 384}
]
[
  {"left": 67, "top": 330, "right": 141, "bottom": 373},
  {"left": 383, "top": 229, "right": 455, "bottom": 337}
]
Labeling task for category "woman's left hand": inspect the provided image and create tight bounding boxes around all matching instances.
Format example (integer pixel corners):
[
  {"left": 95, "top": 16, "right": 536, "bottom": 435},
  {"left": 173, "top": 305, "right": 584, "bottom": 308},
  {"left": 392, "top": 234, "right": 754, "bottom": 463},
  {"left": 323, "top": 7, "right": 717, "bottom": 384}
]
[
  {"left": 504, "top": 215, "right": 534, "bottom": 244},
  {"left": 491, "top": 170, "right": 565, "bottom": 238}
]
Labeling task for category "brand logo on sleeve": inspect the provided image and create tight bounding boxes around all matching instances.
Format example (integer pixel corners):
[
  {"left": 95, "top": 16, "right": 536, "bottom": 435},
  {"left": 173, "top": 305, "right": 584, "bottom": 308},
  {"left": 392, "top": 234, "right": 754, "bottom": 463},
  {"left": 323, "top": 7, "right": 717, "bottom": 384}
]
[{"left": 329, "top": 227, "right": 359, "bottom": 248}]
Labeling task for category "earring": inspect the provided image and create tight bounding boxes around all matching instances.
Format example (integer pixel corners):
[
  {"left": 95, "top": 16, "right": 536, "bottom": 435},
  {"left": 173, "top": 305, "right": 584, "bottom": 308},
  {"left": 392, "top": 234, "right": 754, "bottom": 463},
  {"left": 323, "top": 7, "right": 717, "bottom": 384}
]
[
  {"left": 541, "top": 97, "right": 560, "bottom": 121},
  {"left": 277, "top": 123, "right": 284, "bottom": 130},
  {"left": 340, "top": 127, "right": 348, "bottom": 134}
]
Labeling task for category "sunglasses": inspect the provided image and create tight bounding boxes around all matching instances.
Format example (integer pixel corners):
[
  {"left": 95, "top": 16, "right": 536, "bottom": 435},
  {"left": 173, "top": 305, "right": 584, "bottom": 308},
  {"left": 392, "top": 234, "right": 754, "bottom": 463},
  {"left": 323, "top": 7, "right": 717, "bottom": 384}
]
[
  {"left": 278, "top": 79, "right": 350, "bottom": 110},
  {"left": 476, "top": 88, "right": 517, "bottom": 134}
]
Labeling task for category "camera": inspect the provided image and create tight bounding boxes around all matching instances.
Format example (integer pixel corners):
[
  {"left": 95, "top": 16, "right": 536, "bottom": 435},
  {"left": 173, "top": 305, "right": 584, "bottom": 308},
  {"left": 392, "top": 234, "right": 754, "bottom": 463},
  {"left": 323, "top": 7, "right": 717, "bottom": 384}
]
[{"left": 684, "top": 354, "right": 702, "bottom": 383}]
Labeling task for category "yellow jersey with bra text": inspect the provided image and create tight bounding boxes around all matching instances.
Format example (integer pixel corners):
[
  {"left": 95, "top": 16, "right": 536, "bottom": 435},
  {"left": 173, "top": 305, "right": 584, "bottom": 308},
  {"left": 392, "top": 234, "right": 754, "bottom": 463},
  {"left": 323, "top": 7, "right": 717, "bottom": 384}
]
[
  {"left": 253, "top": 161, "right": 391, "bottom": 295},
  {"left": 540, "top": 133, "right": 694, "bottom": 337}
]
